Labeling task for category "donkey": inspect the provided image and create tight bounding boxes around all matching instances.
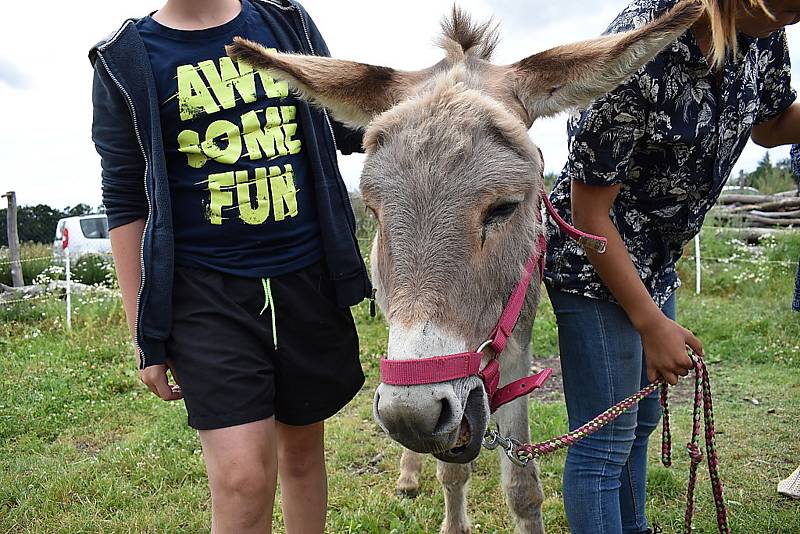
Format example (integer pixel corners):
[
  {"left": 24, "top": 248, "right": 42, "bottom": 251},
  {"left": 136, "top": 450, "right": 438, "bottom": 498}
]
[{"left": 227, "top": 2, "right": 702, "bottom": 532}]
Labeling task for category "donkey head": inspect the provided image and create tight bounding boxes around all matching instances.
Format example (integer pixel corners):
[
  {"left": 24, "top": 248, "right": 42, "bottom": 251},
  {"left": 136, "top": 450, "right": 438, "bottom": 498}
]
[{"left": 227, "top": 1, "right": 701, "bottom": 463}]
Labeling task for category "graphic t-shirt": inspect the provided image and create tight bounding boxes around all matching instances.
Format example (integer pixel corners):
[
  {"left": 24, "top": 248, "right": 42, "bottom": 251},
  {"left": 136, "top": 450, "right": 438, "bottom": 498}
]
[{"left": 140, "top": 0, "right": 322, "bottom": 278}]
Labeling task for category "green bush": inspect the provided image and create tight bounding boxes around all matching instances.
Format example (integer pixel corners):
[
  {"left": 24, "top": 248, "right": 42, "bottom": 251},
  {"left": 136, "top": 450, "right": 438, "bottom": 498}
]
[{"left": 71, "top": 254, "right": 117, "bottom": 288}]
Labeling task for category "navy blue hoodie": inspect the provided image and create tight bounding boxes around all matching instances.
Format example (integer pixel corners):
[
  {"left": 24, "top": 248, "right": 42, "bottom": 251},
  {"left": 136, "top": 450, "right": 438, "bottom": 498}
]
[{"left": 90, "top": 0, "right": 371, "bottom": 369}]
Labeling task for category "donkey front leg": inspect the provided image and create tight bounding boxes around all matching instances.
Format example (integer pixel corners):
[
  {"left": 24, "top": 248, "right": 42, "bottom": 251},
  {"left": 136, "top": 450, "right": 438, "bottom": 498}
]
[
  {"left": 436, "top": 460, "right": 473, "bottom": 534},
  {"left": 495, "top": 397, "right": 545, "bottom": 534},
  {"left": 396, "top": 448, "right": 424, "bottom": 498}
]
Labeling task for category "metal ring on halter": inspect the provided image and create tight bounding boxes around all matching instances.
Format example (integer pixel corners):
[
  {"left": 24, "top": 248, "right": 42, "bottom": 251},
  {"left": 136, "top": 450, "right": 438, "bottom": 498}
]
[
  {"left": 483, "top": 421, "right": 502, "bottom": 450},
  {"left": 476, "top": 339, "right": 494, "bottom": 354},
  {"left": 482, "top": 430, "right": 501, "bottom": 450}
]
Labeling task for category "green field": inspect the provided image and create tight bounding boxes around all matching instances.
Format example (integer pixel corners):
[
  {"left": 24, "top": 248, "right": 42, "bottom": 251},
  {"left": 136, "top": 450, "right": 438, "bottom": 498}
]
[{"left": 1, "top": 227, "right": 798, "bottom": 533}]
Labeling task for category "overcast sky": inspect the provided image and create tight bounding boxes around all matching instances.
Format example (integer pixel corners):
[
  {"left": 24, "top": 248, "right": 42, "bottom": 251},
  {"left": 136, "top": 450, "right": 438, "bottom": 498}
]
[{"left": 1, "top": 0, "right": 798, "bottom": 209}]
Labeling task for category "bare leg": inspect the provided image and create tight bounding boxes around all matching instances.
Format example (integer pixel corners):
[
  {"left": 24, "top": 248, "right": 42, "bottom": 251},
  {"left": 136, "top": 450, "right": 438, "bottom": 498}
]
[
  {"left": 437, "top": 460, "right": 472, "bottom": 534},
  {"left": 200, "top": 418, "right": 278, "bottom": 534},
  {"left": 397, "top": 448, "right": 424, "bottom": 498},
  {"left": 276, "top": 421, "right": 327, "bottom": 534},
  {"left": 495, "top": 397, "right": 545, "bottom": 534}
]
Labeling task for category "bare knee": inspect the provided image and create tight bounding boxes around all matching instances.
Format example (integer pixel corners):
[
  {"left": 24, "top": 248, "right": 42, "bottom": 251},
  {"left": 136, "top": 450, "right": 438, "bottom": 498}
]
[
  {"left": 277, "top": 422, "right": 325, "bottom": 480},
  {"left": 211, "top": 462, "right": 273, "bottom": 501},
  {"left": 279, "top": 448, "right": 323, "bottom": 480}
]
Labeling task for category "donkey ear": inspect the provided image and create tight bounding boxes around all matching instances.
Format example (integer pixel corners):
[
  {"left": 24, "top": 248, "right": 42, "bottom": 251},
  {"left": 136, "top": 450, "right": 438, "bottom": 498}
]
[
  {"left": 510, "top": 0, "right": 703, "bottom": 124},
  {"left": 226, "top": 37, "right": 415, "bottom": 128}
]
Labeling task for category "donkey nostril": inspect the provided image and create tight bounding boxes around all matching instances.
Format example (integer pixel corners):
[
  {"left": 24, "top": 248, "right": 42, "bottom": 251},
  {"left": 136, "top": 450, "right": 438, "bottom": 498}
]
[{"left": 432, "top": 395, "right": 457, "bottom": 435}]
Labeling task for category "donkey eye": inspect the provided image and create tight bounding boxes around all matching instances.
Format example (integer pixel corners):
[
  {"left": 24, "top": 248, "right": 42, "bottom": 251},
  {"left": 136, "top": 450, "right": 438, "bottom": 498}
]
[
  {"left": 483, "top": 201, "right": 519, "bottom": 225},
  {"left": 366, "top": 205, "right": 379, "bottom": 220}
]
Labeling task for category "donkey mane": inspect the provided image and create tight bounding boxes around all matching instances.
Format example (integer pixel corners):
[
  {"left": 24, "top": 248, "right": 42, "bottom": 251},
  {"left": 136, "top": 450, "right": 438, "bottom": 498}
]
[{"left": 437, "top": 6, "right": 500, "bottom": 61}]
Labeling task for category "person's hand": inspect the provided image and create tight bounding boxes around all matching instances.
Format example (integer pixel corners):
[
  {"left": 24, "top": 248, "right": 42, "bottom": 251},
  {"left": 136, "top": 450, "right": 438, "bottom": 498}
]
[
  {"left": 639, "top": 316, "right": 702, "bottom": 385},
  {"left": 135, "top": 350, "right": 182, "bottom": 401}
]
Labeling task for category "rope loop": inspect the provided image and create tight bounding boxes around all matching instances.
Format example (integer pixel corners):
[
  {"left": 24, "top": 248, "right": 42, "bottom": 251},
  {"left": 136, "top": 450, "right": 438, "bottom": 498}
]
[
  {"left": 500, "top": 353, "right": 730, "bottom": 534},
  {"left": 686, "top": 442, "right": 704, "bottom": 463}
]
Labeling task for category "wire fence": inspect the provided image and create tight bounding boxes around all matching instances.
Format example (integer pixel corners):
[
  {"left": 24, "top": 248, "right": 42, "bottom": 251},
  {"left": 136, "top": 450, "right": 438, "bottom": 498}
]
[
  {"left": 0, "top": 255, "right": 53, "bottom": 265},
  {"left": 0, "top": 293, "right": 52, "bottom": 307},
  {"left": 684, "top": 255, "right": 797, "bottom": 266},
  {"left": 0, "top": 216, "right": 61, "bottom": 250},
  {"left": 0, "top": 200, "right": 97, "bottom": 248}
]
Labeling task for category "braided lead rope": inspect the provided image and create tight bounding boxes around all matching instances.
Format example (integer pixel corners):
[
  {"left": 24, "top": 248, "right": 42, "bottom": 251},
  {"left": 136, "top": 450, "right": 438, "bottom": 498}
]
[
  {"left": 698, "top": 357, "right": 730, "bottom": 533},
  {"left": 684, "top": 362, "right": 703, "bottom": 530},
  {"left": 516, "top": 381, "right": 662, "bottom": 459},
  {"left": 660, "top": 384, "right": 672, "bottom": 467},
  {"left": 513, "top": 356, "right": 729, "bottom": 534}
]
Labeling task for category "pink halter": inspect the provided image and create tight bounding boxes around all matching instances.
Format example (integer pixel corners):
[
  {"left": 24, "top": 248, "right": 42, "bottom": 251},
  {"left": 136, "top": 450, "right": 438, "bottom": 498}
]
[{"left": 380, "top": 188, "right": 607, "bottom": 413}]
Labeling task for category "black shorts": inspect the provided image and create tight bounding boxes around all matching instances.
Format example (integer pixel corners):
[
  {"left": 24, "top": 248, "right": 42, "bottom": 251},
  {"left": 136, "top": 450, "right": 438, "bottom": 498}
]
[{"left": 166, "top": 262, "right": 364, "bottom": 430}]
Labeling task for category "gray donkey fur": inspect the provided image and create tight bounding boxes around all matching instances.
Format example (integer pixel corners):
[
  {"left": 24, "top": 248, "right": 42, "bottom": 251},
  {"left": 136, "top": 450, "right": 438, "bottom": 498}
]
[{"left": 227, "top": 2, "right": 702, "bottom": 532}]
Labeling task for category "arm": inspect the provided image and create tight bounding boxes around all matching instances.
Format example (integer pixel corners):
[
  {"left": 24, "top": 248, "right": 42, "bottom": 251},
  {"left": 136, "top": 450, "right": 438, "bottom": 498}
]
[
  {"left": 571, "top": 181, "right": 700, "bottom": 384},
  {"left": 110, "top": 220, "right": 145, "bottom": 342},
  {"left": 750, "top": 30, "right": 797, "bottom": 148},
  {"left": 751, "top": 101, "right": 800, "bottom": 148},
  {"left": 91, "top": 59, "right": 180, "bottom": 401},
  {"left": 109, "top": 222, "right": 181, "bottom": 401}
]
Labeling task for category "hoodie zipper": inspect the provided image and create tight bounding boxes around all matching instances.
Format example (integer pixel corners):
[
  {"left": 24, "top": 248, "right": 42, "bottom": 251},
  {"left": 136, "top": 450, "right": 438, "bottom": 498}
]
[{"left": 96, "top": 47, "right": 153, "bottom": 369}]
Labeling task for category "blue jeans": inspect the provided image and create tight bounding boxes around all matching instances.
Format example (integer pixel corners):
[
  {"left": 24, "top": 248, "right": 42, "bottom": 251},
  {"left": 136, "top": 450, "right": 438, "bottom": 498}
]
[{"left": 547, "top": 287, "right": 676, "bottom": 534}]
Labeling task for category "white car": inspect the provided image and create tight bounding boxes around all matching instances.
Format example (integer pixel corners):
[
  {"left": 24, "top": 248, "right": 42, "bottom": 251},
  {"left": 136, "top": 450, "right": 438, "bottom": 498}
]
[{"left": 53, "top": 215, "right": 112, "bottom": 261}]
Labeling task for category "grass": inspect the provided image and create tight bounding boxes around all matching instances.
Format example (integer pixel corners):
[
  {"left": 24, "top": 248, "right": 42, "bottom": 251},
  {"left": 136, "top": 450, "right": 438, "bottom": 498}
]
[{"left": 1, "top": 227, "right": 798, "bottom": 533}]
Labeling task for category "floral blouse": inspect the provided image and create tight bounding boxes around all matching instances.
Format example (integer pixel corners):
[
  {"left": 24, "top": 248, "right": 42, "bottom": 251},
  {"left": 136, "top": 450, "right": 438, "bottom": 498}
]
[{"left": 545, "top": 0, "right": 795, "bottom": 307}]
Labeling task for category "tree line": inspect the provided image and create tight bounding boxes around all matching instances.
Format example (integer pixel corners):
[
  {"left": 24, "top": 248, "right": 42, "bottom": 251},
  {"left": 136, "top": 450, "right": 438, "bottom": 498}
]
[
  {"left": 0, "top": 204, "right": 101, "bottom": 247},
  {"left": 731, "top": 153, "right": 800, "bottom": 195}
]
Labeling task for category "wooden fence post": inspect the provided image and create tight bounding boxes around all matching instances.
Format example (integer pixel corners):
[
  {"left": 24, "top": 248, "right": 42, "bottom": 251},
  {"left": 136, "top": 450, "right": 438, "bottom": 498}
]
[{"left": 3, "top": 191, "right": 24, "bottom": 287}]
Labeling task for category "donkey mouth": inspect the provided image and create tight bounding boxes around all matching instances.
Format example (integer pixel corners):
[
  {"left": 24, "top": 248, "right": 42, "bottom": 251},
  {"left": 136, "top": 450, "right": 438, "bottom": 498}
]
[
  {"left": 433, "top": 390, "right": 488, "bottom": 464},
  {"left": 453, "top": 418, "right": 472, "bottom": 448}
]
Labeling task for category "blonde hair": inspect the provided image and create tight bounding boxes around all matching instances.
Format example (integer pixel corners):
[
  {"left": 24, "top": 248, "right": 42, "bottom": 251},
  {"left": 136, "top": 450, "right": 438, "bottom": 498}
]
[{"left": 700, "top": 0, "right": 774, "bottom": 69}]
